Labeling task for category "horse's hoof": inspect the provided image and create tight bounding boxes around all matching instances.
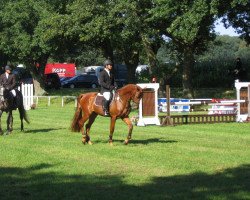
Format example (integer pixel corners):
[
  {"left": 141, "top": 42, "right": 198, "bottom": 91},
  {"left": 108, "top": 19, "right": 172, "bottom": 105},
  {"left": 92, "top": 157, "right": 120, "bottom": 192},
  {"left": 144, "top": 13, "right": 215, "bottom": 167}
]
[
  {"left": 124, "top": 139, "right": 129, "bottom": 145},
  {"left": 82, "top": 139, "right": 86, "bottom": 145},
  {"left": 88, "top": 141, "right": 93, "bottom": 145},
  {"left": 109, "top": 142, "right": 114, "bottom": 146}
]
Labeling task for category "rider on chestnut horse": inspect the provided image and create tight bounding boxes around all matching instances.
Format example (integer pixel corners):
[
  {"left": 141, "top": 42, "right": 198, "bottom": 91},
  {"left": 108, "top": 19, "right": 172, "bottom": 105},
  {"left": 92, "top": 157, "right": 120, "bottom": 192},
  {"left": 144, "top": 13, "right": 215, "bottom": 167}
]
[
  {"left": 98, "top": 59, "right": 117, "bottom": 116},
  {"left": 71, "top": 84, "right": 143, "bottom": 145}
]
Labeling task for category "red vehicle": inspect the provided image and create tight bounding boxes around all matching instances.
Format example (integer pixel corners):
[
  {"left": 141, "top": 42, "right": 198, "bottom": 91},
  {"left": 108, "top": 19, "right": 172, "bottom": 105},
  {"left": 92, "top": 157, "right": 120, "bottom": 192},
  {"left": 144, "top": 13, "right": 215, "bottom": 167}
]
[{"left": 44, "top": 63, "right": 76, "bottom": 78}]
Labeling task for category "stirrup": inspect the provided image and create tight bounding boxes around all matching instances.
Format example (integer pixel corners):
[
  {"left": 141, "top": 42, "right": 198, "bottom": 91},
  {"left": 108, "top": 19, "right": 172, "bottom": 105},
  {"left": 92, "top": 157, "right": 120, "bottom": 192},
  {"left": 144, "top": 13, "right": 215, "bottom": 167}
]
[{"left": 104, "top": 110, "right": 110, "bottom": 116}]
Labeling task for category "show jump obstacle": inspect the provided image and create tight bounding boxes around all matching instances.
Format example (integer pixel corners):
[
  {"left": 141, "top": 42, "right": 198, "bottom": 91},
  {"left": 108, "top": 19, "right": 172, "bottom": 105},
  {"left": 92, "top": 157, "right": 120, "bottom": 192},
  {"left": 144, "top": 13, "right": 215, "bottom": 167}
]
[
  {"left": 136, "top": 83, "right": 161, "bottom": 126},
  {"left": 158, "top": 80, "right": 249, "bottom": 126},
  {"left": 235, "top": 80, "right": 250, "bottom": 122}
]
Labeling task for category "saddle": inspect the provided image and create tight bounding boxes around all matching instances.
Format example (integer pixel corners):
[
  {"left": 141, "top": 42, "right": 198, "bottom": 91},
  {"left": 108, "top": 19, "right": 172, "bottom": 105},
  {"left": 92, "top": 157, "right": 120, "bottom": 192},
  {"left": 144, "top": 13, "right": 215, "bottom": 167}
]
[
  {"left": 2, "top": 88, "right": 18, "bottom": 110},
  {"left": 94, "top": 94, "right": 104, "bottom": 107},
  {"left": 94, "top": 92, "right": 120, "bottom": 107}
]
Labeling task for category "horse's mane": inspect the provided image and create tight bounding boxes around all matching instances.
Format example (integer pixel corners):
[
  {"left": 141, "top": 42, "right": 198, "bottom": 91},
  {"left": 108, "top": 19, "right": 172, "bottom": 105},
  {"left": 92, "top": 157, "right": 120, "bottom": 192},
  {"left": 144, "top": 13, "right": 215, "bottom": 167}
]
[{"left": 117, "top": 84, "right": 137, "bottom": 95}]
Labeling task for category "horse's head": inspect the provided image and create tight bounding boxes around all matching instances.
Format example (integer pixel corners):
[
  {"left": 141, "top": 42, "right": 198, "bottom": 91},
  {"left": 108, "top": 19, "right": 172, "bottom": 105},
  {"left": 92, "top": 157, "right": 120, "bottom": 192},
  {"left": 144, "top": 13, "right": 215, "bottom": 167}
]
[{"left": 131, "top": 85, "right": 143, "bottom": 104}]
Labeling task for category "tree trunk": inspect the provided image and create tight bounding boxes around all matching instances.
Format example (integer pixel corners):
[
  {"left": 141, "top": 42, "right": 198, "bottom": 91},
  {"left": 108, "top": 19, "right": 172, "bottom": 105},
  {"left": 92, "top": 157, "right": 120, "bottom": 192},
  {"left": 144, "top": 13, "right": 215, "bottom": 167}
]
[
  {"left": 0, "top": 53, "right": 9, "bottom": 70},
  {"left": 26, "top": 58, "right": 48, "bottom": 96},
  {"left": 182, "top": 48, "right": 194, "bottom": 98},
  {"left": 141, "top": 34, "right": 161, "bottom": 76},
  {"left": 123, "top": 50, "right": 139, "bottom": 84},
  {"left": 102, "top": 40, "right": 114, "bottom": 62},
  {"left": 32, "top": 75, "right": 47, "bottom": 96}
]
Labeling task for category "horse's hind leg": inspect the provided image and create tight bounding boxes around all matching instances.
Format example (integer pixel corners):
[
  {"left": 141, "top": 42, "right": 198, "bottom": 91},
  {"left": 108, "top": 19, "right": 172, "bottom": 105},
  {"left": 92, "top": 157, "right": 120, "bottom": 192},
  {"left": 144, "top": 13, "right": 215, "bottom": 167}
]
[
  {"left": 0, "top": 110, "right": 3, "bottom": 135},
  {"left": 6, "top": 111, "right": 13, "bottom": 134},
  {"left": 122, "top": 117, "right": 133, "bottom": 145},
  {"left": 85, "top": 113, "right": 97, "bottom": 145},
  {"left": 78, "top": 114, "right": 90, "bottom": 144}
]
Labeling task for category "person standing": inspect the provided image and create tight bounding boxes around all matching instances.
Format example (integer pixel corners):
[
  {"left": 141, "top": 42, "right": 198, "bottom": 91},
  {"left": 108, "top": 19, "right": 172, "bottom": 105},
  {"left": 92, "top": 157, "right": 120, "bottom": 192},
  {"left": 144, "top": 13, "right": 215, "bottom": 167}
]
[
  {"left": 99, "top": 59, "right": 116, "bottom": 116},
  {"left": 0, "top": 65, "right": 17, "bottom": 109},
  {"left": 233, "top": 57, "right": 247, "bottom": 81},
  {"left": 0, "top": 66, "right": 5, "bottom": 74}
]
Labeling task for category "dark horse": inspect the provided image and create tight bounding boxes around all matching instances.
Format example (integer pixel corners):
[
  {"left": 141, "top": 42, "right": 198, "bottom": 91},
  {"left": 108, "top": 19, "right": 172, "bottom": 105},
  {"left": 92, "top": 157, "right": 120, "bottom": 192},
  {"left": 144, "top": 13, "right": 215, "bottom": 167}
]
[
  {"left": 71, "top": 84, "right": 143, "bottom": 145},
  {"left": 0, "top": 87, "right": 29, "bottom": 135}
]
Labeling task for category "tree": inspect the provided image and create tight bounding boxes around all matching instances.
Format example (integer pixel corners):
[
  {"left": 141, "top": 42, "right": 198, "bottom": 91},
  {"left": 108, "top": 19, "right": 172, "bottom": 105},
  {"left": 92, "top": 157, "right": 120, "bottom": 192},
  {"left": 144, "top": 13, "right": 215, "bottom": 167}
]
[
  {"left": 217, "top": 0, "right": 250, "bottom": 44},
  {"left": 66, "top": 0, "right": 144, "bottom": 83},
  {"left": 0, "top": 0, "right": 50, "bottom": 94},
  {"left": 0, "top": 0, "right": 75, "bottom": 95},
  {"left": 150, "top": 0, "right": 218, "bottom": 98}
]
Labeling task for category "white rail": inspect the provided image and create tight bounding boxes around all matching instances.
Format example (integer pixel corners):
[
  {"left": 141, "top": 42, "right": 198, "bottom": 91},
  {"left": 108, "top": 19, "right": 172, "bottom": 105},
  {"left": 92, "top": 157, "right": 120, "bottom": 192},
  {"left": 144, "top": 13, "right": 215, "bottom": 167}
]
[{"left": 34, "top": 96, "right": 77, "bottom": 107}]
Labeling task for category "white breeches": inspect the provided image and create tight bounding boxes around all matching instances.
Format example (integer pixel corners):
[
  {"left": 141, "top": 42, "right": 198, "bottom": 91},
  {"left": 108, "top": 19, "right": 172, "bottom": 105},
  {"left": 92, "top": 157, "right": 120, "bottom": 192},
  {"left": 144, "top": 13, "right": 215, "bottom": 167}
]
[
  {"left": 103, "top": 92, "right": 111, "bottom": 100},
  {"left": 11, "top": 89, "right": 16, "bottom": 97}
]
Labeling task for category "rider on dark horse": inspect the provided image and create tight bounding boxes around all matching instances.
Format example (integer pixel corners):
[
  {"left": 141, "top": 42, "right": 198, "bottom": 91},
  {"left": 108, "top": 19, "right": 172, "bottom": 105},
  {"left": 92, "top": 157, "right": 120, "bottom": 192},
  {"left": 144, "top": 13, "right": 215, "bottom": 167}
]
[
  {"left": 99, "top": 59, "right": 117, "bottom": 116},
  {"left": 0, "top": 65, "right": 17, "bottom": 110}
]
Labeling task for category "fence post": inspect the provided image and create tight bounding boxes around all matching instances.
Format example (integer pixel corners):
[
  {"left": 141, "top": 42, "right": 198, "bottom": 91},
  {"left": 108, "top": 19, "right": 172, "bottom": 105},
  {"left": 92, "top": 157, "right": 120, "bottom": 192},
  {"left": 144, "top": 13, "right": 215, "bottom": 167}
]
[
  {"left": 75, "top": 98, "right": 77, "bottom": 107},
  {"left": 161, "top": 85, "right": 173, "bottom": 126},
  {"left": 19, "top": 83, "right": 33, "bottom": 110}
]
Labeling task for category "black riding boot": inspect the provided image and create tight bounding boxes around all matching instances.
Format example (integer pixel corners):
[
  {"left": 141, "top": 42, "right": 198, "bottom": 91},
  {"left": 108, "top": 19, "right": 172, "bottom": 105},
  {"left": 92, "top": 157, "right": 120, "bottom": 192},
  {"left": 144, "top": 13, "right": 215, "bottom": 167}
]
[
  {"left": 103, "top": 99, "right": 110, "bottom": 116},
  {"left": 12, "top": 97, "right": 17, "bottom": 110}
]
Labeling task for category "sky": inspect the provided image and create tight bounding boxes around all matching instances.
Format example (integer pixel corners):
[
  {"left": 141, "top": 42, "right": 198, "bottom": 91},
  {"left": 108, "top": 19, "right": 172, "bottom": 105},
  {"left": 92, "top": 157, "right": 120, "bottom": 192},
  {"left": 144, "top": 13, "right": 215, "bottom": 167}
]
[{"left": 214, "top": 22, "right": 239, "bottom": 36}]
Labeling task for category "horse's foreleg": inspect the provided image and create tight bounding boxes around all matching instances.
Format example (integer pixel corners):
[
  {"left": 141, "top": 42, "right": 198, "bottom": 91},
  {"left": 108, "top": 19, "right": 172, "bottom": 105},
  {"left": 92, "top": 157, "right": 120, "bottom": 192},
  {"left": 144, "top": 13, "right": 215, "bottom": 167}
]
[
  {"left": 6, "top": 111, "right": 13, "bottom": 134},
  {"left": 109, "top": 117, "right": 117, "bottom": 145},
  {"left": 85, "top": 113, "right": 97, "bottom": 145},
  {"left": 0, "top": 110, "right": 3, "bottom": 135},
  {"left": 122, "top": 117, "right": 133, "bottom": 145}
]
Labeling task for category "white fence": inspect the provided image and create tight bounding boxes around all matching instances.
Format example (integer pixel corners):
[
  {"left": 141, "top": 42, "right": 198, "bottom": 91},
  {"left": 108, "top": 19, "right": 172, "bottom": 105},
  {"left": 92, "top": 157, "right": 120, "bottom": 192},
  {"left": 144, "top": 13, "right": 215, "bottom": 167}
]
[
  {"left": 19, "top": 84, "right": 77, "bottom": 110},
  {"left": 34, "top": 96, "right": 77, "bottom": 107},
  {"left": 19, "top": 84, "right": 34, "bottom": 110}
]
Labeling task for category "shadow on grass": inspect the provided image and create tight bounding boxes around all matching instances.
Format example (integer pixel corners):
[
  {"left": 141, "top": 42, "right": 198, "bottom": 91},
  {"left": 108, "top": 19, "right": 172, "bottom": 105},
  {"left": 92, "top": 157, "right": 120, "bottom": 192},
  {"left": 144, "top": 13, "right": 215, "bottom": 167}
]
[
  {"left": 0, "top": 164, "right": 249, "bottom": 200},
  {"left": 93, "top": 138, "right": 177, "bottom": 145},
  {"left": 131, "top": 138, "right": 177, "bottom": 145},
  {"left": 24, "top": 128, "right": 64, "bottom": 134}
]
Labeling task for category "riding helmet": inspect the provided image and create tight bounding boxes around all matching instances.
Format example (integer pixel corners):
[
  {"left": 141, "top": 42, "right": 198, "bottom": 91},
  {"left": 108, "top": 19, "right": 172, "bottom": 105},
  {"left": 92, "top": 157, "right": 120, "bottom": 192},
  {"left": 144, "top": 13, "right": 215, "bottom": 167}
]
[
  {"left": 5, "top": 65, "right": 12, "bottom": 71},
  {"left": 103, "top": 59, "right": 113, "bottom": 67}
]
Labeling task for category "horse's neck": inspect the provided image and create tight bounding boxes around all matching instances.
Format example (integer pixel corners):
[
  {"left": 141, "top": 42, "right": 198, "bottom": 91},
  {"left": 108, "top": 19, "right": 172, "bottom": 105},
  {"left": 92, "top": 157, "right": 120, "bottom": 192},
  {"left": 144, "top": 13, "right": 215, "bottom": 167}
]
[{"left": 117, "top": 89, "right": 131, "bottom": 103}]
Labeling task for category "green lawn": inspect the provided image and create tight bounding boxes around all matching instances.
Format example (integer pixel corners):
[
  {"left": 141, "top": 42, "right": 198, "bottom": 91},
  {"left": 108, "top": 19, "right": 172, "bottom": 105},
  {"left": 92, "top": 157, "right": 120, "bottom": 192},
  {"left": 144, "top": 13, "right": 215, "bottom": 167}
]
[{"left": 0, "top": 102, "right": 249, "bottom": 200}]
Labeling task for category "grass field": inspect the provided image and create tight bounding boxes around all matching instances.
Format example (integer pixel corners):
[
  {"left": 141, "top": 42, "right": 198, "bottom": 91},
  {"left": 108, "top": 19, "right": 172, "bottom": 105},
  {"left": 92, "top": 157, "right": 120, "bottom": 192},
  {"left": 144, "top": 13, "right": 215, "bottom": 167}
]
[{"left": 0, "top": 101, "right": 249, "bottom": 200}]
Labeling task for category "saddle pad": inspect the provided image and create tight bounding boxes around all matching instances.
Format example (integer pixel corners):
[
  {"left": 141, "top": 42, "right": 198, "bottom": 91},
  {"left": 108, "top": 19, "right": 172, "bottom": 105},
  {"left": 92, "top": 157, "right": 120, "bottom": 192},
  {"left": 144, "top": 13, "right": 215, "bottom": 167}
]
[
  {"left": 94, "top": 93, "right": 120, "bottom": 107},
  {"left": 94, "top": 94, "right": 104, "bottom": 107}
]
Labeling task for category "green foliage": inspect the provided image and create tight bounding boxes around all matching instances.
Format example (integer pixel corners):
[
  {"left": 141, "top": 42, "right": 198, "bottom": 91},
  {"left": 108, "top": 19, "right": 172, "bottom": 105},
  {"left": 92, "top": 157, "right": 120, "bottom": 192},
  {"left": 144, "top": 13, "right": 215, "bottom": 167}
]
[
  {"left": 194, "top": 35, "right": 250, "bottom": 87},
  {"left": 224, "top": 0, "right": 250, "bottom": 44},
  {"left": 156, "top": 35, "right": 250, "bottom": 88},
  {"left": 0, "top": 0, "right": 249, "bottom": 94}
]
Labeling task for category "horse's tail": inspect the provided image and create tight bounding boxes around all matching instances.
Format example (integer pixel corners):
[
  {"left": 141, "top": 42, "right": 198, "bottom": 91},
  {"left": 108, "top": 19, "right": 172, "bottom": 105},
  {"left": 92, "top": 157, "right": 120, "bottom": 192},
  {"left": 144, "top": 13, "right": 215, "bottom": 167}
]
[
  {"left": 19, "top": 104, "right": 30, "bottom": 124},
  {"left": 71, "top": 95, "right": 83, "bottom": 132},
  {"left": 17, "top": 91, "right": 30, "bottom": 124}
]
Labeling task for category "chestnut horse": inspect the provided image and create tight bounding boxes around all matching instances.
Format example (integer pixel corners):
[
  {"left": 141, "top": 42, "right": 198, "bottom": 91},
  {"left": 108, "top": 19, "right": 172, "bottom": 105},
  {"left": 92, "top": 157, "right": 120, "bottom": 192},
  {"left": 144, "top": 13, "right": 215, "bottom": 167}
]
[{"left": 71, "top": 84, "right": 143, "bottom": 145}]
